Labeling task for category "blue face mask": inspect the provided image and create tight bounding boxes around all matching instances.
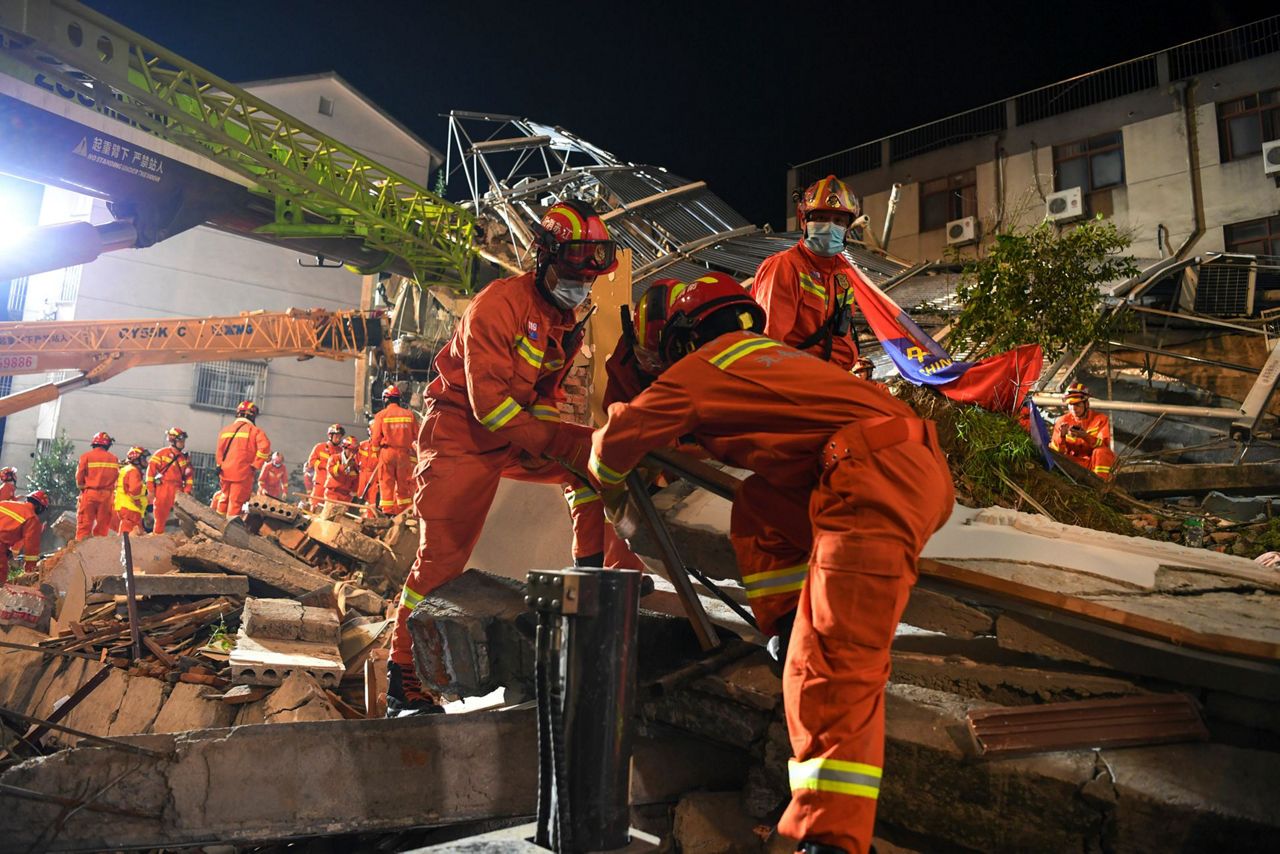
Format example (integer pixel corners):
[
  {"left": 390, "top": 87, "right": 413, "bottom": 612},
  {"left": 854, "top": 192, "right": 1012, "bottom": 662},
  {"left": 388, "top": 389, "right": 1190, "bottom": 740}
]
[
  {"left": 551, "top": 277, "right": 592, "bottom": 310},
  {"left": 804, "top": 221, "right": 848, "bottom": 257}
]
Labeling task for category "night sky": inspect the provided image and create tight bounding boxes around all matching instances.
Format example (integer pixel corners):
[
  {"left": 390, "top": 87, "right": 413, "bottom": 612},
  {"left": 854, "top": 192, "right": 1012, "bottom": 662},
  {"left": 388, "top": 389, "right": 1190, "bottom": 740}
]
[{"left": 84, "top": 0, "right": 1277, "bottom": 229}]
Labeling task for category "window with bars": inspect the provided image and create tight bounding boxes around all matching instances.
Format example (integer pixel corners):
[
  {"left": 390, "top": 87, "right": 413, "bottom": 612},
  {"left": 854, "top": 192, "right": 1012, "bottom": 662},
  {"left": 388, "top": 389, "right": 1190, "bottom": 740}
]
[
  {"left": 192, "top": 360, "right": 267, "bottom": 412},
  {"left": 1054, "top": 132, "right": 1125, "bottom": 217},
  {"left": 1217, "top": 89, "right": 1280, "bottom": 162},
  {"left": 919, "top": 169, "right": 978, "bottom": 232},
  {"left": 187, "top": 450, "right": 219, "bottom": 503},
  {"left": 1225, "top": 215, "right": 1280, "bottom": 256}
]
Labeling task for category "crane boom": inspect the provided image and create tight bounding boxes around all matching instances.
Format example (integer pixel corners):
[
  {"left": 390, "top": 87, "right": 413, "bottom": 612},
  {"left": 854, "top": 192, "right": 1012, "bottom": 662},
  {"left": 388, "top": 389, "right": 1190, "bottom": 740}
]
[
  {"left": 0, "top": 0, "right": 476, "bottom": 290},
  {"left": 0, "top": 308, "right": 384, "bottom": 417}
]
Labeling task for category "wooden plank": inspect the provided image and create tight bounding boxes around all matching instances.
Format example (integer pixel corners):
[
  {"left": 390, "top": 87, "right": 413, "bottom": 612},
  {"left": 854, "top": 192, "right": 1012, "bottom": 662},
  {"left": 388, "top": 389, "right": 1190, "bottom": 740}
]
[{"left": 920, "top": 558, "right": 1280, "bottom": 661}]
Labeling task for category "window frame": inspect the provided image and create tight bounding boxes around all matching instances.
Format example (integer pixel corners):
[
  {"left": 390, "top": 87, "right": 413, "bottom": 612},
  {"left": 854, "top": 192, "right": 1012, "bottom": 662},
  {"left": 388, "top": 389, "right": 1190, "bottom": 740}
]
[
  {"left": 1216, "top": 88, "right": 1280, "bottom": 163},
  {"left": 1053, "top": 131, "right": 1125, "bottom": 217},
  {"left": 918, "top": 168, "right": 978, "bottom": 233},
  {"left": 1224, "top": 215, "right": 1280, "bottom": 257},
  {"left": 191, "top": 359, "right": 268, "bottom": 413}
]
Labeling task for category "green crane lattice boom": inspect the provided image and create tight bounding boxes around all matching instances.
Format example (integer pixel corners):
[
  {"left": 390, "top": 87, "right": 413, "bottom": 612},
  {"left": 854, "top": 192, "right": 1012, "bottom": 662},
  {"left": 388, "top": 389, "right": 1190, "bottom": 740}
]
[{"left": 0, "top": 0, "right": 476, "bottom": 290}]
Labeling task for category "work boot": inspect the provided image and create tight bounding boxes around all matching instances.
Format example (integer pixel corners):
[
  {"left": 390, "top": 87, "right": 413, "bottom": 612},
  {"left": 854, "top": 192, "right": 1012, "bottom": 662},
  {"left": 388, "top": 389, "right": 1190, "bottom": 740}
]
[
  {"left": 573, "top": 551, "right": 605, "bottom": 569},
  {"left": 766, "top": 609, "right": 798, "bottom": 677},
  {"left": 386, "top": 661, "right": 445, "bottom": 717}
]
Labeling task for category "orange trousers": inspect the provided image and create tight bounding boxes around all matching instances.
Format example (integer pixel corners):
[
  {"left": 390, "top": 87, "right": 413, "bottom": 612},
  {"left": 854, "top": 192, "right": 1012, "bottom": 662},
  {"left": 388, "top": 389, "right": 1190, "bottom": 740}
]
[
  {"left": 152, "top": 483, "right": 179, "bottom": 534},
  {"left": 116, "top": 508, "right": 144, "bottom": 535},
  {"left": 76, "top": 488, "right": 114, "bottom": 539},
  {"left": 378, "top": 447, "right": 414, "bottom": 515},
  {"left": 389, "top": 408, "right": 635, "bottom": 672},
  {"left": 219, "top": 478, "right": 253, "bottom": 518},
  {"left": 730, "top": 474, "right": 812, "bottom": 636},
  {"left": 778, "top": 418, "right": 954, "bottom": 854},
  {"left": 1064, "top": 445, "right": 1116, "bottom": 480}
]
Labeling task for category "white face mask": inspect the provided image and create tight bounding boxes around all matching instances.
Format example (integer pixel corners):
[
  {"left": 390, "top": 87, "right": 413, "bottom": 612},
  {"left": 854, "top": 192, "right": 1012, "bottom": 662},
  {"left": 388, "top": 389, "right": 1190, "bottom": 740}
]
[
  {"left": 804, "top": 221, "right": 848, "bottom": 257},
  {"left": 551, "top": 278, "right": 592, "bottom": 310}
]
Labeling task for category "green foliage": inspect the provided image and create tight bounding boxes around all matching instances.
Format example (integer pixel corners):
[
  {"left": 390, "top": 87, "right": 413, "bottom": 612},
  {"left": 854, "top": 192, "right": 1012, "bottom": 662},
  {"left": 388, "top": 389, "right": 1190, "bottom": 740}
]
[
  {"left": 27, "top": 431, "right": 79, "bottom": 512},
  {"left": 951, "top": 405, "right": 1038, "bottom": 505},
  {"left": 949, "top": 217, "right": 1139, "bottom": 358}
]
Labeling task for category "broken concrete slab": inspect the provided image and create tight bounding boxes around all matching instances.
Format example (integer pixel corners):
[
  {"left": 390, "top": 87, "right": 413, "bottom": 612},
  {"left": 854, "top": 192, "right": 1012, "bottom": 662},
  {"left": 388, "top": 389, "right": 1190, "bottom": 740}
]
[
  {"left": 173, "top": 538, "right": 334, "bottom": 598},
  {"left": 43, "top": 533, "right": 186, "bottom": 622},
  {"left": 257, "top": 673, "right": 342, "bottom": 724},
  {"left": 672, "top": 791, "right": 762, "bottom": 854},
  {"left": 106, "top": 674, "right": 166, "bottom": 737},
  {"left": 899, "top": 586, "right": 995, "bottom": 638},
  {"left": 242, "top": 597, "right": 305, "bottom": 640},
  {"left": 890, "top": 650, "right": 1143, "bottom": 706},
  {"left": 1116, "top": 461, "right": 1280, "bottom": 498},
  {"left": 97, "top": 572, "right": 249, "bottom": 597},
  {"left": 306, "top": 518, "right": 385, "bottom": 564},
  {"left": 151, "top": 681, "right": 237, "bottom": 734},
  {"left": 58, "top": 666, "right": 130, "bottom": 740},
  {"left": 229, "top": 630, "right": 345, "bottom": 689}
]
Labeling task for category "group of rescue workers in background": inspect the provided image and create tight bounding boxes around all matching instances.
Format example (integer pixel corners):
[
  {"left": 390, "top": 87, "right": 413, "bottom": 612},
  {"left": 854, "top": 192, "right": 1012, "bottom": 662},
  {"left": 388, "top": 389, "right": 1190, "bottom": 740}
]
[
  {"left": 0, "top": 464, "right": 47, "bottom": 584},
  {"left": 73, "top": 428, "right": 195, "bottom": 539}
]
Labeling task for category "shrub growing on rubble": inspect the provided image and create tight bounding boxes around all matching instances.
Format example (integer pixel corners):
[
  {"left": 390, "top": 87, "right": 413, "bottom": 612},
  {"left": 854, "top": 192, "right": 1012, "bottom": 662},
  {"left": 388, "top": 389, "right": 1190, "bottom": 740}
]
[
  {"left": 27, "top": 431, "right": 78, "bottom": 513},
  {"left": 949, "top": 217, "right": 1138, "bottom": 358}
]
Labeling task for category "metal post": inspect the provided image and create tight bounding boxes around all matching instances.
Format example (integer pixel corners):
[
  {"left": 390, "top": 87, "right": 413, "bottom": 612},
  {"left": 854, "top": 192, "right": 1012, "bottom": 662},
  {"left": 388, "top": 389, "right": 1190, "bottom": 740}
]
[{"left": 120, "top": 533, "right": 143, "bottom": 662}]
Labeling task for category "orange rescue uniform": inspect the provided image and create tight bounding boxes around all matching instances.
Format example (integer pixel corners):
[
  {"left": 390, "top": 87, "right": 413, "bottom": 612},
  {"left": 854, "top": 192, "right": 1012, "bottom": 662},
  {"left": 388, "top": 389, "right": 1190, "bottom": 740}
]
[
  {"left": 147, "top": 446, "right": 194, "bottom": 534},
  {"left": 306, "top": 441, "right": 339, "bottom": 509},
  {"left": 589, "top": 331, "right": 954, "bottom": 854},
  {"left": 215, "top": 417, "right": 270, "bottom": 517},
  {"left": 752, "top": 240, "right": 859, "bottom": 369},
  {"left": 1050, "top": 408, "right": 1115, "bottom": 480},
  {"left": 114, "top": 465, "right": 148, "bottom": 534},
  {"left": 371, "top": 402, "right": 418, "bottom": 515},
  {"left": 75, "top": 447, "right": 119, "bottom": 539},
  {"left": 0, "top": 500, "right": 42, "bottom": 583},
  {"left": 0, "top": 481, "right": 14, "bottom": 502},
  {"left": 357, "top": 438, "right": 379, "bottom": 515},
  {"left": 258, "top": 461, "right": 288, "bottom": 500},
  {"left": 389, "top": 271, "right": 629, "bottom": 680},
  {"left": 325, "top": 449, "right": 360, "bottom": 504}
]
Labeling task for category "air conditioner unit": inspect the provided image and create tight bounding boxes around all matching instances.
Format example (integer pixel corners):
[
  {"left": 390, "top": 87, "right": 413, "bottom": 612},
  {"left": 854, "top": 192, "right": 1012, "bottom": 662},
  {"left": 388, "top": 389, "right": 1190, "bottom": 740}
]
[
  {"left": 1263, "top": 140, "right": 1280, "bottom": 176},
  {"left": 1046, "top": 187, "right": 1084, "bottom": 223},
  {"left": 946, "top": 216, "right": 978, "bottom": 246}
]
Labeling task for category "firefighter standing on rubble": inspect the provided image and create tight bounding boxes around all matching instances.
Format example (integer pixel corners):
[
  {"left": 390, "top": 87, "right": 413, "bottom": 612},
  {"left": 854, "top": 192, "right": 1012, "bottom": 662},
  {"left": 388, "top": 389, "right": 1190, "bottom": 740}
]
[
  {"left": 0, "top": 489, "right": 48, "bottom": 583},
  {"left": 147, "top": 427, "right": 194, "bottom": 535},
  {"left": 322, "top": 436, "right": 361, "bottom": 519},
  {"left": 753, "top": 175, "right": 863, "bottom": 369},
  {"left": 75, "top": 432, "right": 119, "bottom": 539},
  {"left": 0, "top": 468, "right": 17, "bottom": 502},
  {"left": 258, "top": 452, "right": 288, "bottom": 501},
  {"left": 114, "top": 447, "right": 150, "bottom": 535},
  {"left": 370, "top": 387, "right": 417, "bottom": 516},
  {"left": 584, "top": 275, "right": 953, "bottom": 854},
  {"left": 306, "top": 425, "right": 345, "bottom": 511},
  {"left": 385, "top": 200, "right": 637, "bottom": 716},
  {"left": 215, "top": 401, "right": 271, "bottom": 517},
  {"left": 1049, "top": 383, "right": 1115, "bottom": 480}
]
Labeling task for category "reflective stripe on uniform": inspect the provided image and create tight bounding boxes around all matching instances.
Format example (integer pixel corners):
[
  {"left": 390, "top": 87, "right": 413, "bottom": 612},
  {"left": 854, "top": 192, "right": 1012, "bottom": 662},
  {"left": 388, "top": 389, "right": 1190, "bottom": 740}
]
[
  {"left": 741, "top": 563, "right": 809, "bottom": 599},
  {"left": 515, "top": 335, "right": 545, "bottom": 370},
  {"left": 219, "top": 432, "right": 249, "bottom": 441},
  {"left": 481, "top": 397, "right": 522, "bottom": 431},
  {"left": 588, "top": 451, "right": 627, "bottom": 487},
  {"left": 0, "top": 505, "right": 25, "bottom": 525},
  {"left": 789, "top": 757, "right": 882, "bottom": 800},
  {"left": 798, "top": 272, "right": 827, "bottom": 301},
  {"left": 400, "top": 585, "right": 425, "bottom": 609},
  {"left": 530, "top": 404, "right": 560, "bottom": 422},
  {"left": 87, "top": 462, "right": 119, "bottom": 469},
  {"left": 564, "top": 486, "right": 601, "bottom": 509},
  {"left": 545, "top": 357, "right": 564, "bottom": 371},
  {"left": 23, "top": 555, "right": 38, "bottom": 562},
  {"left": 256, "top": 451, "right": 270, "bottom": 460},
  {"left": 710, "top": 337, "right": 782, "bottom": 370},
  {"left": 382, "top": 416, "right": 415, "bottom": 424}
]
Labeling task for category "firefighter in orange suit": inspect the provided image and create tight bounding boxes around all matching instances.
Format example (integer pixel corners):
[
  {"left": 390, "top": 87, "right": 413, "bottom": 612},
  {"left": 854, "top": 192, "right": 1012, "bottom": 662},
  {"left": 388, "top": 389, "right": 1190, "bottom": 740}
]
[
  {"left": 752, "top": 175, "right": 862, "bottom": 369},
  {"left": 357, "top": 426, "right": 379, "bottom": 517},
  {"left": 147, "top": 427, "right": 194, "bottom": 534},
  {"left": 322, "top": 435, "right": 361, "bottom": 518},
  {"left": 0, "top": 489, "right": 48, "bottom": 583},
  {"left": 114, "top": 447, "right": 149, "bottom": 534},
  {"left": 1050, "top": 383, "right": 1115, "bottom": 480},
  {"left": 585, "top": 275, "right": 954, "bottom": 854},
  {"left": 386, "top": 200, "right": 633, "bottom": 716},
  {"left": 215, "top": 401, "right": 271, "bottom": 517},
  {"left": 258, "top": 452, "right": 288, "bottom": 501},
  {"left": 306, "top": 425, "right": 344, "bottom": 510},
  {"left": 0, "top": 468, "right": 17, "bottom": 502},
  {"left": 75, "top": 432, "right": 119, "bottom": 539},
  {"left": 370, "top": 387, "right": 418, "bottom": 516}
]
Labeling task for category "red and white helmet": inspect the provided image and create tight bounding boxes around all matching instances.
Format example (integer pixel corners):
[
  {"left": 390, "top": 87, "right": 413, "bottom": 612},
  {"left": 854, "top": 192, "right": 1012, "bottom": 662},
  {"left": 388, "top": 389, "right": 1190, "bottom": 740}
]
[
  {"left": 90, "top": 431, "right": 114, "bottom": 449},
  {"left": 125, "top": 446, "right": 149, "bottom": 465},
  {"left": 382, "top": 386, "right": 402, "bottom": 402},
  {"left": 659, "top": 273, "right": 765, "bottom": 367},
  {"left": 236, "top": 401, "right": 259, "bottom": 419},
  {"left": 0, "top": 467, "right": 16, "bottom": 483},
  {"left": 1064, "top": 382, "right": 1091, "bottom": 405},
  {"left": 796, "top": 174, "right": 860, "bottom": 224},
  {"left": 327, "top": 423, "right": 346, "bottom": 438},
  {"left": 166, "top": 427, "right": 187, "bottom": 443},
  {"left": 633, "top": 278, "right": 685, "bottom": 375},
  {"left": 537, "top": 200, "right": 619, "bottom": 276},
  {"left": 26, "top": 489, "right": 49, "bottom": 514},
  {"left": 341, "top": 435, "right": 359, "bottom": 452}
]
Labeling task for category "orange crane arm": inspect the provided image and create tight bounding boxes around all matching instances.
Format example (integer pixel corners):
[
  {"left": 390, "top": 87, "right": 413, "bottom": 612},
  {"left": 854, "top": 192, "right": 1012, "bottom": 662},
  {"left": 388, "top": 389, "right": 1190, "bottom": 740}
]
[{"left": 0, "top": 309, "right": 385, "bottom": 417}]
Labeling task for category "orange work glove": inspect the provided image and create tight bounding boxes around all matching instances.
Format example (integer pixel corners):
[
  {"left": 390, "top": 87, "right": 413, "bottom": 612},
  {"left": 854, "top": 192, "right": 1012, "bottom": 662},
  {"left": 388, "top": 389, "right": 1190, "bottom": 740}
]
[{"left": 543, "top": 422, "right": 593, "bottom": 479}]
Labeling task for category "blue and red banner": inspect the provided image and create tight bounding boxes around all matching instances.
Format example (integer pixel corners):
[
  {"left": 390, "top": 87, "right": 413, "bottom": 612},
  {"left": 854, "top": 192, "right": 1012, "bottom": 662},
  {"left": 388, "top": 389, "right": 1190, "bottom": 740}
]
[{"left": 849, "top": 268, "right": 1043, "bottom": 414}]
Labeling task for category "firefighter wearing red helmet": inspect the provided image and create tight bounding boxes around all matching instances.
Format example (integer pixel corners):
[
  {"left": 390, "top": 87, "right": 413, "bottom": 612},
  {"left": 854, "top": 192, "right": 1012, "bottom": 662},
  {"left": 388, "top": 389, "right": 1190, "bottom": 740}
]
[
  {"left": 753, "top": 174, "right": 863, "bottom": 369},
  {"left": 306, "top": 424, "right": 346, "bottom": 511},
  {"left": 581, "top": 273, "right": 952, "bottom": 854},
  {"left": 602, "top": 278, "right": 685, "bottom": 410},
  {"left": 75, "top": 431, "right": 119, "bottom": 539},
  {"left": 215, "top": 401, "right": 271, "bottom": 517},
  {"left": 0, "top": 467, "right": 16, "bottom": 502},
  {"left": 147, "top": 427, "right": 194, "bottom": 535},
  {"left": 1050, "top": 382, "right": 1115, "bottom": 480},
  {"left": 385, "top": 199, "right": 638, "bottom": 716},
  {"left": 321, "top": 435, "right": 361, "bottom": 519},
  {"left": 0, "top": 488, "right": 48, "bottom": 582},
  {"left": 370, "top": 386, "right": 417, "bottom": 516},
  {"left": 115, "top": 446, "right": 150, "bottom": 535}
]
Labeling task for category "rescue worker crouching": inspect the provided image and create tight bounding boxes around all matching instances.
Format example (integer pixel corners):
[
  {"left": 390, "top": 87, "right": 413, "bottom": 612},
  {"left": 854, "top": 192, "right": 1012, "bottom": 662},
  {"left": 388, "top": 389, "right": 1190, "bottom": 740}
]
[
  {"left": 215, "top": 401, "right": 271, "bottom": 517},
  {"left": 115, "top": 446, "right": 150, "bottom": 534},
  {"left": 1049, "top": 382, "right": 1115, "bottom": 480},
  {"left": 258, "top": 452, "right": 289, "bottom": 501},
  {"left": 385, "top": 199, "right": 639, "bottom": 717},
  {"left": 321, "top": 436, "right": 361, "bottom": 520},
  {"left": 75, "top": 432, "right": 119, "bottom": 539},
  {"left": 0, "top": 489, "right": 49, "bottom": 583},
  {"left": 147, "top": 427, "right": 194, "bottom": 535},
  {"left": 583, "top": 275, "right": 954, "bottom": 854},
  {"left": 753, "top": 174, "right": 864, "bottom": 368}
]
